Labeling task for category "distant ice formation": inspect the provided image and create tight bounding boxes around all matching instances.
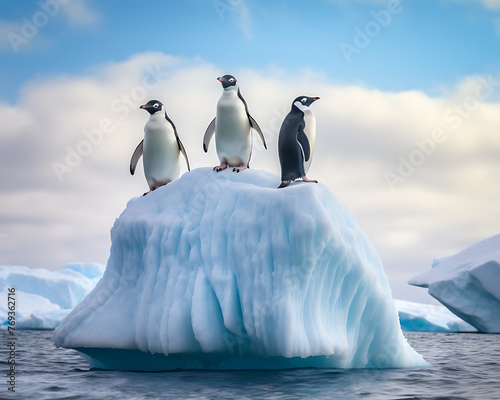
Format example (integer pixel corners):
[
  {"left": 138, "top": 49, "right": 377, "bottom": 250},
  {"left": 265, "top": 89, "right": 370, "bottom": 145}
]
[
  {"left": 0, "top": 263, "right": 104, "bottom": 330},
  {"left": 410, "top": 234, "right": 500, "bottom": 333},
  {"left": 52, "top": 168, "right": 426, "bottom": 370},
  {"left": 396, "top": 300, "right": 476, "bottom": 332}
]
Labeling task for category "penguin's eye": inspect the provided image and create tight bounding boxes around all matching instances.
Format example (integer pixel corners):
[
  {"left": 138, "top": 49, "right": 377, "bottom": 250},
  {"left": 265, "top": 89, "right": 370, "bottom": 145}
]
[
  {"left": 229, "top": 78, "right": 234, "bottom": 83},
  {"left": 153, "top": 103, "right": 159, "bottom": 108},
  {"left": 301, "top": 98, "right": 307, "bottom": 103}
]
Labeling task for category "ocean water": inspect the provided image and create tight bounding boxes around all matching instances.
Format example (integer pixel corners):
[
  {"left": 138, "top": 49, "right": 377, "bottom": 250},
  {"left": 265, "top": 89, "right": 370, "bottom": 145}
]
[{"left": 1, "top": 331, "right": 499, "bottom": 400}]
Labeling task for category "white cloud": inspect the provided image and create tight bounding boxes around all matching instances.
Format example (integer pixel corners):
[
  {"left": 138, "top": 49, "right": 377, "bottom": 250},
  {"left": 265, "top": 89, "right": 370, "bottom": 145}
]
[
  {"left": 0, "top": 1, "right": 99, "bottom": 53},
  {"left": 1, "top": 53, "right": 500, "bottom": 304},
  {"left": 494, "top": 18, "right": 500, "bottom": 35},
  {"left": 449, "top": 0, "right": 500, "bottom": 9},
  {"left": 0, "top": 20, "right": 22, "bottom": 50},
  {"left": 235, "top": 0, "right": 253, "bottom": 39},
  {"left": 61, "top": 0, "right": 100, "bottom": 26},
  {"left": 213, "top": 0, "right": 253, "bottom": 39},
  {"left": 478, "top": 0, "right": 500, "bottom": 9}
]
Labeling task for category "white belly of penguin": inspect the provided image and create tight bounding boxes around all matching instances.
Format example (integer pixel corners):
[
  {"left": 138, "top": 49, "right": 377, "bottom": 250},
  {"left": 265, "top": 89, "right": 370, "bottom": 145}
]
[
  {"left": 215, "top": 92, "right": 252, "bottom": 167},
  {"left": 303, "top": 109, "right": 316, "bottom": 174},
  {"left": 142, "top": 115, "right": 180, "bottom": 187}
]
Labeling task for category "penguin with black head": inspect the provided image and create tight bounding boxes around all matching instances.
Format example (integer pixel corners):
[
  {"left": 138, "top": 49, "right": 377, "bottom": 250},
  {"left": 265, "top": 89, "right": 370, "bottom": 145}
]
[
  {"left": 277, "top": 96, "right": 320, "bottom": 188},
  {"left": 130, "top": 100, "right": 190, "bottom": 195},
  {"left": 203, "top": 74, "right": 267, "bottom": 172}
]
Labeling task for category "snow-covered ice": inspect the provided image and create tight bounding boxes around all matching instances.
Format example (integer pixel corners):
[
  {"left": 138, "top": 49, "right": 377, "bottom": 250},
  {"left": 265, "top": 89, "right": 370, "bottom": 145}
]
[
  {"left": 409, "top": 234, "right": 500, "bottom": 333},
  {"left": 396, "top": 300, "right": 476, "bottom": 332},
  {"left": 52, "top": 168, "right": 426, "bottom": 370},
  {"left": 0, "top": 263, "right": 104, "bottom": 329}
]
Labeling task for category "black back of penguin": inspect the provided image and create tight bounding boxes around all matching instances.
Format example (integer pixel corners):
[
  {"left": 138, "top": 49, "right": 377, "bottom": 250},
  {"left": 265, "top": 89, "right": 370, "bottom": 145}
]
[{"left": 278, "top": 108, "right": 307, "bottom": 181}]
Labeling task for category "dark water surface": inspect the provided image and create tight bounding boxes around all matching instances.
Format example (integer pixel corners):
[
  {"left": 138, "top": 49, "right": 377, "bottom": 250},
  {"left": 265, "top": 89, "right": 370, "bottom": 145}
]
[{"left": 1, "top": 331, "right": 499, "bottom": 400}]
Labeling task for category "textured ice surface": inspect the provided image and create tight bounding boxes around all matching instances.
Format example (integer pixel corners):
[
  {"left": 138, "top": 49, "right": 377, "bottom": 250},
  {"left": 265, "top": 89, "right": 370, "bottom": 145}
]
[
  {"left": 1, "top": 263, "right": 472, "bottom": 333},
  {"left": 410, "top": 234, "right": 500, "bottom": 333},
  {"left": 2, "top": 263, "right": 469, "bottom": 333},
  {"left": 0, "top": 263, "right": 104, "bottom": 329},
  {"left": 396, "top": 300, "right": 476, "bottom": 332},
  {"left": 3, "top": 264, "right": 471, "bottom": 333},
  {"left": 53, "top": 168, "right": 426, "bottom": 370}
]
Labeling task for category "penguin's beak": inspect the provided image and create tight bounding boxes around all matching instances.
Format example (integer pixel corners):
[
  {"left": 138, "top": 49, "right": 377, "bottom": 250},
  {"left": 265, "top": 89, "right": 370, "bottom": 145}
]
[
  {"left": 140, "top": 105, "right": 147, "bottom": 109},
  {"left": 313, "top": 97, "right": 320, "bottom": 101},
  {"left": 217, "top": 77, "right": 224, "bottom": 82}
]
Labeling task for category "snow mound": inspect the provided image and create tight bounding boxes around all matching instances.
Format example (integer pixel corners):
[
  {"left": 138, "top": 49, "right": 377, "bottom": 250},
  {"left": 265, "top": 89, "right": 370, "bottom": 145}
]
[
  {"left": 0, "top": 263, "right": 105, "bottom": 329},
  {"left": 409, "top": 234, "right": 500, "bottom": 333},
  {"left": 396, "top": 300, "right": 476, "bottom": 332},
  {"left": 53, "top": 168, "right": 426, "bottom": 370}
]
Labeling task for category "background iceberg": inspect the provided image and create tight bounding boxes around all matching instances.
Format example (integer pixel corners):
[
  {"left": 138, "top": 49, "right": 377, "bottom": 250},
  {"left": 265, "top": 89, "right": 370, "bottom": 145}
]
[
  {"left": 409, "top": 234, "right": 500, "bottom": 333},
  {"left": 52, "top": 168, "right": 426, "bottom": 369},
  {"left": 395, "top": 300, "right": 476, "bottom": 332},
  {"left": 0, "top": 263, "right": 104, "bottom": 330}
]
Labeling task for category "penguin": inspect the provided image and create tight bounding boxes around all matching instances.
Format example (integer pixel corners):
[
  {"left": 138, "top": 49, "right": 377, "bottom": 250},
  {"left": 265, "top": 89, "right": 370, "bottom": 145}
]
[
  {"left": 277, "top": 96, "right": 320, "bottom": 189},
  {"left": 203, "top": 74, "right": 267, "bottom": 172},
  {"left": 130, "top": 100, "right": 190, "bottom": 195}
]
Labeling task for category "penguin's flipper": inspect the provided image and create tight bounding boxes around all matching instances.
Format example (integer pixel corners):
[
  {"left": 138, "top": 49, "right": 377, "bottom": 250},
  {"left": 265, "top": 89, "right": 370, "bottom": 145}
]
[
  {"left": 177, "top": 138, "right": 191, "bottom": 171},
  {"left": 297, "top": 126, "right": 311, "bottom": 162},
  {"left": 237, "top": 87, "right": 267, "bottom": 150},
  {"left": 130, "top": 140, "right": 144, "bottom": 175},
  {"left": 203, "top": 118, "right": 216, "bottom": 153},
  {"left": 165, "top": 111, "right": 191, "bottom": 172},
  {"left": 248, "top": 115, "right": 267, "bottom": 150}
]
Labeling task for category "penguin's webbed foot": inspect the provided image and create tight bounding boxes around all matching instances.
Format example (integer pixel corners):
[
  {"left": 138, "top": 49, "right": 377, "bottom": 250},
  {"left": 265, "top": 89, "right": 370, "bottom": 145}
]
[
  {"left": 214, "top": 161, "right": 229, "bottom": 172},
  {"left": 302, "top": 176, "right": 318, "bottom": 184},
  {"left": 278, "top": 180, "right": 292, "bottom": 189},
  {"left": 232, "top": 164, "right": 248, "bottom": 173}
]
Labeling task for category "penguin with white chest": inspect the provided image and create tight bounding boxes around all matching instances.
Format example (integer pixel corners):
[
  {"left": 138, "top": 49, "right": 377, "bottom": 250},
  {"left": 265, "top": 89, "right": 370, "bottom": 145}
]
[
  {"left": 203, "top": 74, "right": 267, "bottom": 172},
  {"left": 130, "top": 100, "right": 190, "bottom": 194},
  {"left": 278, "top": 96, "right": 320, "bottom": 188}
]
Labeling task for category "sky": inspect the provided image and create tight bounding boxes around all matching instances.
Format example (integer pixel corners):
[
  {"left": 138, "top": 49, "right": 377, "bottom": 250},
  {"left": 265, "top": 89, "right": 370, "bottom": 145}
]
[{"left": 1, "top": 0, "right": 500, "bottom": 303}]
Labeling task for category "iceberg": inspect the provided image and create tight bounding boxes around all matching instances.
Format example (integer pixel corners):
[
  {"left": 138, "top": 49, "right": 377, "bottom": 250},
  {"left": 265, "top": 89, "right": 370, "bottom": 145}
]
[
  {"left": 2, "top": 263, "right": 469, "bottom": 334},
  {"left": 53, "top": 168, "right": 426, "bottom": 370},
  {"left": 2, "top": 263, "right": 469, "bottom": 333},
  {"left": 396, "top": 300, "right": 476, "bottom": 332},
  {"left": 409, "top": 234, "right": 500, "bottom": 333},
  {"left": 0, "top": 263, "right": 105, "bottom": 330}
]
